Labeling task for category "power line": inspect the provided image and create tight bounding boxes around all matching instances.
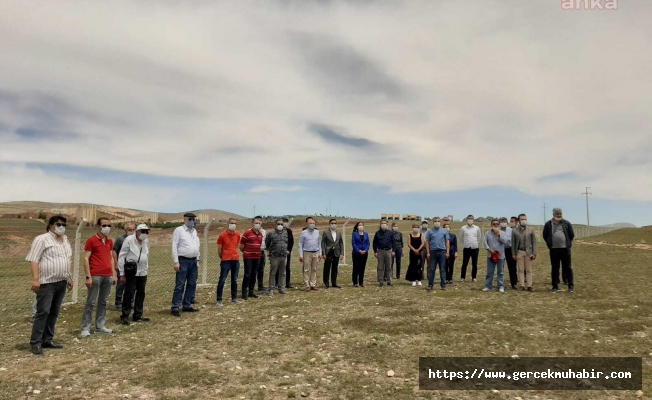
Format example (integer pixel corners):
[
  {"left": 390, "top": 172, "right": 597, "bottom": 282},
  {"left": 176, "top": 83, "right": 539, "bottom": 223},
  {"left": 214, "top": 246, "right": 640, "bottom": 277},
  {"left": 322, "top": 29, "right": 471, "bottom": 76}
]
[{"left": 581, "top": 187, "right": 592, "bottom": 226}]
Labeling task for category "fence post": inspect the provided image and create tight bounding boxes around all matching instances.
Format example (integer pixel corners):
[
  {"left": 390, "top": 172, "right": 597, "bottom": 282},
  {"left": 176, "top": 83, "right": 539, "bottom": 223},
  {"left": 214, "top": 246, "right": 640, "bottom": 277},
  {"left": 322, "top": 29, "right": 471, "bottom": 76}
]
[
  {"left": 340, "top": 219, "right": 351, "bottom": 266},
  {"left": 71, "top": 218, "right": 86, "bottom": 304},
  {"left": 201, "top": 219, "right": 216, "bottom": 286}
]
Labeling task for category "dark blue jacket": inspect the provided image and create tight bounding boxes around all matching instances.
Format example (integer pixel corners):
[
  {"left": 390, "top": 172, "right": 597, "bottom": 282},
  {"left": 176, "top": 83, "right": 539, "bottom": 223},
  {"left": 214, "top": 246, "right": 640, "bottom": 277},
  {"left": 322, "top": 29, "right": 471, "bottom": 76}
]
[
  {"left": 352, "top": 232, "right": 370, "bottom": 253},
  {"left": 373, "top": 229, "right": 395, "bottom": 253},
  {"left": 542, "top": 219, "right": 575, "bottom": 249},
  {"left": 448, "top": 233, "right": 458, "bottom": 255}
]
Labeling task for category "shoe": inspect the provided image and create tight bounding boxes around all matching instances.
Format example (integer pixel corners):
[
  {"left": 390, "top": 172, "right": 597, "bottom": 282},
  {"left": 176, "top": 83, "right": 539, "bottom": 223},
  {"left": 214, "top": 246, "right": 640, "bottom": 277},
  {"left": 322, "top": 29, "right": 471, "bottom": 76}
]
[
  {"left": 359, "top": 284, "right": 365, "bottom": 288},
  {"left": 217, "top": 301, "right": 224, "bottom": 307},
  {"left": 387, "top": 282, "right": 392, "bottom": 286},
  {"left": 31, "top": 345, "right": 43, "bottom": 355},
  {"left": 412, "top": 281, "right": 417, "bottom": 287},
  {"left": 232, "top": 299, "right": 243, "bottom": 304},
  {"left": 520, "top": 287, "right": 527, "bottom": 291},
  {"left": 378, "top": 283, "right": 383, "bottom": 287},
  {"left": 562, "top": 281, "right": 568, "bottom": 286},
  {"left": 311, "top": 287, "right": 319, "bottom": 291},
  {"left": 527, "top": 287, "right": 533, "bottom": 292},
  {"left": 133, "top": 317, "right": 150, "bottom": 323},
  {"left": 427, "top": 286, "right": 433, "bottom": 291},
  {"left": 353, "top": 284, "right": 359, "bottom": 287},
  {"left": 460, "top": 279, "right": 465, "bottom": 283},
  {"left": 95, "top": 327, "right": 113, "bottom": 334},
  {"left": 551, "top": 288, "right": 559, "bottom": 293},
  {"left": 305, "top": 287, "right": 311, "bottom": 292},
  {"left": 120, "top": 318, "right": 131, "bottom": 326},
  {"left": 441, "top": 287, "right": 446, "bottom": 291},
  {"left": 258, "top": 287, "right": 268, "bottom": 292},
  {"left": 191, "top": 299, "right": 198, "bottom": 304},
  {"left": 324, "top": 284, "right": 329, "bottom": 289},
  {"left": 569, "top": 287, "right": 575, "bottom": 293},
  {"left": 249, "top": 293, "right": 260, "bottom": 299},
  {"left": 482, "top": 288, "right": 491, "bottom": 292},
  {"left": 333, "top": 284, "right": 342, "bottom": 289},
  {"left": 499, "top": 288, "right": 505, "bottom": 293},
  {"left": 278, "top": 289, "right": 287, "bottom": 294},
  {"left": 268, "top": 290, "right": 273, "bottom": 297},
  {"left": 171, "top": 310, "right": 181, "bottom": 317},
  {"left": 511, "top": 285, "right": 517, "bottom": 290},
  {"left": 80, "top": 330, "right": 91, "bottom": 337},
  {"left": 242, "top": 295, "right": 248, "bottom": 301},
  {"left": 286, "top": 285, "right": 294, "bottom": 289},
  {"left": 183, "top": 307, "right": 199, "bottom": 313},
  {"left": 417, "top": 281, "right": 422, "bottom": 286},
  {"left": 42, "top": 342, "right": 63, "bottom": 349},
  {"left": 472, "top": 279, "right": 477, "bottom": 283}
]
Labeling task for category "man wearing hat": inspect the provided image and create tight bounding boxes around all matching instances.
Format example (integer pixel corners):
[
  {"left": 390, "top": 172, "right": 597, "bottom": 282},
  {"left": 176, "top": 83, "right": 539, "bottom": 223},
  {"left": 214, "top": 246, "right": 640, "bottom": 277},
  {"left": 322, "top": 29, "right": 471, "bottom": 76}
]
[
  {"left": 171, "top": 213, "right": 201, "bottom": 317},
  {"left": 118, "top": 224, "right": 151, "bottom": 324}
]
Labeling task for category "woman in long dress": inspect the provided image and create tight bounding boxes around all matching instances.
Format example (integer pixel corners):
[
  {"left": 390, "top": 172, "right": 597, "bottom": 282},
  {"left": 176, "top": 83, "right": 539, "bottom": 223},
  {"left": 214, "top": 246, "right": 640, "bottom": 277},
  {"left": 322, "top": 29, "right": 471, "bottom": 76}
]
[{"left": 405, "top": 224, "right": 425, "bottom": 286}]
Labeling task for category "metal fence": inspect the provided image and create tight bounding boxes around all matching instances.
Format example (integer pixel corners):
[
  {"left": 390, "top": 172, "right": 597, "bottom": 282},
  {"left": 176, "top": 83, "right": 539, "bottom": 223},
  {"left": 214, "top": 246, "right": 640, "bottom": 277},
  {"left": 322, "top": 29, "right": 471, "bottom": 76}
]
[{"left": 0, "top": 218, "right": 619, "bottom": 318}]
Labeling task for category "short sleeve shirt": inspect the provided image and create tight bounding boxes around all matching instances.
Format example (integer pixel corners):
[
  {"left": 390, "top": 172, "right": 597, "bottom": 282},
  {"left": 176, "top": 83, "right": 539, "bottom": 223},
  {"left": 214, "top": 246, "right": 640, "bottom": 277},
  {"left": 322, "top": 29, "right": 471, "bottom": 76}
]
[
  {"left": 425, "top": 228, "right": 450, "bottom": 251},
  {"left": 217, "top": 231, "right": 241, "bottom": 261},
  {"left": 84, "top": 234, "right": 114, "bottom": 276}
]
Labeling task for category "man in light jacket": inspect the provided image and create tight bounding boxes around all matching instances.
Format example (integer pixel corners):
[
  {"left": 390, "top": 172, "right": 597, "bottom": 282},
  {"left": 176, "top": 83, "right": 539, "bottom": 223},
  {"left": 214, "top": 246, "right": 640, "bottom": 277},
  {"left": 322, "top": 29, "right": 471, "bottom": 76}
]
[
  {"left": 511, "top": 214, "right": 537, "bottom": 291},
  {"left": 459, "top": 214, "right": 482, "bottom": 282},
  {"left": 118, "top": 224, "right": 151, "bottom": 324}
]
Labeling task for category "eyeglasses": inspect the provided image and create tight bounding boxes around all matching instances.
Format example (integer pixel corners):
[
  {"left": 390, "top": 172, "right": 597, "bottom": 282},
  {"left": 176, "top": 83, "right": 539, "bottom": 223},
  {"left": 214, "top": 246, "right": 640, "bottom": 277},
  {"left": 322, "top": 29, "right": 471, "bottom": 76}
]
[
  {"left": 55, "top": 223, "right": 67, "bottom": 227},
  {"left": 101, "top": 224, "right": 112, "bottom": 228},
  {"left": 276, "top": 223, "right": 283, "bottom": 226}
]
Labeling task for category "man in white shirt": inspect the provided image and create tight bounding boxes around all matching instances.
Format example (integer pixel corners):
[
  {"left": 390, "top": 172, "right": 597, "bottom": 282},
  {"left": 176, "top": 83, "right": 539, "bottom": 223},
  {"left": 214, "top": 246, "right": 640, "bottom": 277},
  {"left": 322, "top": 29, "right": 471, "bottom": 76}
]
[
  {"left": 255, "top": 216, "right": 268, "bottom": 292},
  {"left": 299, "top": 218, "right": 322, "bottom": 291},
  {"left": 26, "top": 216, "right": 73, "bottom": 355},
  {"left": 459, "top": 214, "right": 482, "bottom": 282},
  {"left": 171, "top": 213, "right": 201, "bottom": 317},
  {"left": 118, "top": 224, "right": 150, "bottom": 325}
]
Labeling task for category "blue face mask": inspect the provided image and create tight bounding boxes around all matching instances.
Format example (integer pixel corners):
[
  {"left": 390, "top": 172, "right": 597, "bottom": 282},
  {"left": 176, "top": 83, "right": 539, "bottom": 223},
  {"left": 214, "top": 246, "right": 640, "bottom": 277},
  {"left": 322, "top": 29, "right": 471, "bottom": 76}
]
[{"left": 186, "top": 220, "right": 195, "bottom": 228}]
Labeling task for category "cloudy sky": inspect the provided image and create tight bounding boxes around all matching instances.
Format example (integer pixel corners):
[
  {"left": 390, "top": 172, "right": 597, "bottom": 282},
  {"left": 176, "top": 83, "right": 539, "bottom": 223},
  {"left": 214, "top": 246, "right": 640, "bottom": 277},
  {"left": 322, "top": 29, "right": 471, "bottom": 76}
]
[{"left": 1, "top": 0, "right": 650, "bottom": 225}]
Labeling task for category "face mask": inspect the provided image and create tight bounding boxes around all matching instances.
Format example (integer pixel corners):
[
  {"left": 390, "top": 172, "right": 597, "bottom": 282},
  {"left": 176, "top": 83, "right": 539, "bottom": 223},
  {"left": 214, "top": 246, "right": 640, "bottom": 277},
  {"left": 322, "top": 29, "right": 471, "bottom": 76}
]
[
  {"left": 254, "top": 223, "right": 261, "bottom": 230},
  {"left": 520, "top": 220, "right": 528, "bottom": 227},
  {"left": 54, "top": 226, "right": 66, "bottom": 236},
  {"left": 500, "top": 222, "right": 507, "bottom": 228},
  {"left": 412, "top": 228, "right": 419, "bottom": 233},
  {"left": 422, "top": 225, "right": 428, "bottom": 230},
  {"left": 330, "top": 224, "right": 337, "bottom": 230},
  {"left": 308, "top": 223, "right": 316, "bottom": 230},
  {"left": 445, "top": 227, "right": 450, "bottom": 233},
  {"left": 510, "top": 223, "right": 517, "bottom": 228},
  {"left": 101, "top": 227, "right": 111, "bottom": 235},
  {"left": 138, "top": 233, "right": 148, "bottom": 241},
  {"left": 277, "top": 225, "right": 284, "bottom": 231},
  {"left": 434, "top": 222, "right": 441, "bottom": 228},
  {"left": 228, "top": 224, "right": 236, "bottom": 231},
  {"left": 493, "top": 227, "right": 500, "bottom": 232},
  {"left": 392, "top": 226, "right": 398, "bottom": 232},
  {"left": 283, "top": 223, "right": 288, "bottom": 228},
  {"left": 381, "top": 224, "right": 388, "bottom": 230},
  {"left": 186, "top": 220, "right": 195, "bottom": 228},
  {"left": 126, "top": 231, "right": 135, "bottom": 236},
  {"left": 467, "top": 219, "right": 474, "bottom": 226},
  {"left": 358, "top": 226, "right": 364, "bottom": 231},
  {"left": 554, "top": 217, "right": 562, "bottom": 222}
]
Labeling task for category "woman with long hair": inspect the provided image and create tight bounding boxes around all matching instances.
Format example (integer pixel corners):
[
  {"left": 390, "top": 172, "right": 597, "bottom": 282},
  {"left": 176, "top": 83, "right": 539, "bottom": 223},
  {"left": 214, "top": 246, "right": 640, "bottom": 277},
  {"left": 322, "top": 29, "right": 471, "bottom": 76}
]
[{"left": 405, "top": 224, "right": 425, "bottom": 286}]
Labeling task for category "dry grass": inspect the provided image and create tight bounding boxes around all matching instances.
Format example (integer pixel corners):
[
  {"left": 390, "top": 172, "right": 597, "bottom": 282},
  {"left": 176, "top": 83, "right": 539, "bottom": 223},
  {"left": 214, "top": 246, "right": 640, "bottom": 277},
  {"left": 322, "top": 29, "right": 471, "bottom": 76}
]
[{"left": 1, "top": 226, "right": 651, "bottom": 399}]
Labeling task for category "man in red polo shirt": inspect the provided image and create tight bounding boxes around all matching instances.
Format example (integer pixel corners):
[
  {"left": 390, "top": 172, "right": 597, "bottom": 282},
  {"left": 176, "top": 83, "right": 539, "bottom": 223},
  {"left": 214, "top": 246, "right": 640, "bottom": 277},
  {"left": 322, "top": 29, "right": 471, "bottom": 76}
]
[
  {"left": 239, "top": 217, "right": 263, "bottom": 300},
  {"left": 81, "top": 218, "right": 117, "bottom": 337},
  {"left": 216, "top": 218, "right": 242, "bottom": 306}
]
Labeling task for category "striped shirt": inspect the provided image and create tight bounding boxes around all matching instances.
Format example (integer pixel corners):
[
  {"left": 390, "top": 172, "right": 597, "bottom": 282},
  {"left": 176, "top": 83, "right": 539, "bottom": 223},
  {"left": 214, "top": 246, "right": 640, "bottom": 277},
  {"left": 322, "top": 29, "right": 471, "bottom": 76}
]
[
  {"left": 240, "top": 228, "right": 264, "bottom": 260},
  {"left": 25, "top": 232, "right": 73, "bottom": 285},
  {"left": 117, "top": 235, "right": 150, "bottom": 276},
  {"left": 299, "top": 229, "right": 321, "bottom": 257}
]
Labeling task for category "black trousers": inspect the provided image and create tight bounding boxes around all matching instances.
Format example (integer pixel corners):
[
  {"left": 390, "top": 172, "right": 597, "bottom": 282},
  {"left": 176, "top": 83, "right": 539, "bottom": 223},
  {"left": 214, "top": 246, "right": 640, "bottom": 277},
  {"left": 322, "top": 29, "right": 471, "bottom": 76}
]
[
  {"left": 505, "top": 248, "right": 518, "bottom": 288},
  {"left": 30, "top": 280, "right": 67, "bottom": 347},
  {"left": 121, "top": 274, "right": 147, "bottom": 321},
  {"left": 257, "top": 252, "right": 266, "bottom": 290},
  {"left": 550, "top": 248, "right": 574, "bottom": 289},
  {"left": 323, "top": 249, "right": 340, "bottom": 286},
  {"left": 243, "top": 258, "right": 260, "bottom": 297},
  {"left": 391, "top": 247, "right": 403, "bottom": 279},
  {"left": 460, "top": 248, "right": 479, "bottom": 280},
  {"left": 446, "top": 254, "right": 456, "bottom": 281},
  {"left": 275, "top": 254, "right": 292, "bottom": 288},
  {"left": 351, "top": 252, "right": 368, "bottom": 286}
]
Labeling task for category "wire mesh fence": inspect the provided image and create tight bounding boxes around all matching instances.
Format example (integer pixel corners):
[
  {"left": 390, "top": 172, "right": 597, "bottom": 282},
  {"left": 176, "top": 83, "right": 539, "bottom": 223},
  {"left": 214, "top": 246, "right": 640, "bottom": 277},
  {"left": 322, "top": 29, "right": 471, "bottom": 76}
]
[{"left": 0, "top": 217, "right": 620, "bottom": 318}]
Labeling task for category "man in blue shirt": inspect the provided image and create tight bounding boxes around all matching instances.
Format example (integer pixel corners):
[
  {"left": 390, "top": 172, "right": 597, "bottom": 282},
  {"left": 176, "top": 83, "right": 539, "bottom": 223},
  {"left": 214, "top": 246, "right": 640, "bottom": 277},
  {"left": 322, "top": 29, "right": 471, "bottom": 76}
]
[
  {"left": 373, "top": 219, "right": 395, "bottom": 287},
  {"left": 426, "top": 217, "right": 450, "bottom": 290}
]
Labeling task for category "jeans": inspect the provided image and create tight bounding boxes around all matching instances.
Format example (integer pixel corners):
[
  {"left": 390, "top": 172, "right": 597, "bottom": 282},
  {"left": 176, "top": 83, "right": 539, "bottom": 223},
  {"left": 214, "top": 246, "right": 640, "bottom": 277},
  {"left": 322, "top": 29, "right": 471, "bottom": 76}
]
[
  {"left": 30, "top": 280, "right": 67, "bottom": 347},
  {"left": 550, "top": 248, "right": 574, "bottom": 289},
  {"left": 242, "top": 258, "right": 260, "bottom": 297},
  {"left": 171, "top": 257, "right": 198, "bottom": 311},
  {"left": 428, "top": 250, "right": 447, "bottom": 288},
  {"left": 391, "top": 247, "right": 403, "bottom": 279},
  {"left": 217, "top": 260, "right": 240, "bottom": 301},
  {"left": 122, "top": 274, "right": 147, "bottom": 321},
  {"left": 485, "top": 257, "right": 505, "bottom": 290},
  {"left": 461, "top": 248, "right": 479, "bottom": 280},
  {"left": 81, "top": 275, "right": 113, "bottom": 332},
  {"left": 257, "top": 252, "right": 266, "bottom": 289}
]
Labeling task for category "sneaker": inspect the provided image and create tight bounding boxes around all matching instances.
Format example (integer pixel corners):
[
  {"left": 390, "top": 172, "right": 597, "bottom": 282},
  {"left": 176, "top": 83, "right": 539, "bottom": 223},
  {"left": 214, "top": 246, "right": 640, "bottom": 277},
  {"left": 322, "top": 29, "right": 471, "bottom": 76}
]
[
  {"left": 353, "top": 284, "right": 359, "bottom": 288},
  {"left": 95, "top": 327, "right": 113, "bottom": 334},
  {"left": 171, "top": 310, "right": 181, "bottom": 317},
  {"left": 472, "top": 279, "right": 477, "bottom": 283},
  {"left": 417, "top": 281, "right": 422, "bottom": 286},
  {"left": 460, "top": 279, "right": 465, "bottom": 283},
  {"left": 311, "top": 287, "right": 319, "bottom": 291},
  {"left": 216, "top": 301, "right": 224, "bottom": 307},
  {"left": 231, "top": 299, "right": 243, "bottom": 304},
  {"left": 569, "top": 287, "right": 575, "bottom": 293},
  {"left": 482, "top": 288, "right": 491, "bottom": 292},
  {"left": 412, "top": 281, "right": 417, "bottom": 287},
  {"left": 551, "top": 288, "right": 559, "bottom": 293},
  {"left": 268, "top": 290, "right": 273, "bottom": 297},
  {"left": 359, "top": 284, "right": 364, "bottom": 288},
  {"left": 81, "top": 330, "right": 91, "bottom": 337},
  {"left": 427, "top": 285, "right": 433, "bottom": 291},
  {"left": 499, "top": 288, "right": 505, "bottom": 293}
]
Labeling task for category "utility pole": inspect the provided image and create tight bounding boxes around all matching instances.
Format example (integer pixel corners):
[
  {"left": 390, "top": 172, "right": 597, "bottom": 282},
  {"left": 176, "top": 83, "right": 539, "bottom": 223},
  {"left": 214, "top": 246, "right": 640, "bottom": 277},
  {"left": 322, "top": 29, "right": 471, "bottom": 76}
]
[
  {"left": 581, "top": 187, "right": 592, "bottom": 226},
  {"left": 542, "top": 203, "right": 548, "bottom": 224},
  {"left": 253, "top": 205, "right": 256, "bottom": 218},
  {"left": 328, "top": 198, "right": 331, "bottom": 217}
]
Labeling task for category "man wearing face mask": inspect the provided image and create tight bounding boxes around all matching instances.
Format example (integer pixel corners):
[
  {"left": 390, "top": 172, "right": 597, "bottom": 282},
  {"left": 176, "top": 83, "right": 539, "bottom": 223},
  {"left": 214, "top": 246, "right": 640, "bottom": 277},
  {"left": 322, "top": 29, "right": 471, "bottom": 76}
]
[
  {"left": 113, "top": 222, "right": 136, "bottom": 311},
  {"left": 255, "top": 215, "right": 268, "bottom": 292},
  {"left": 459, "top": 215, "right": 482, "bottom": 282},
  {"left": 275, "top": 218, "right": 294, "bottom": 289},
  {"left": 265, "top": 219, "right": 290, "bottom": 297},
  {"left": 482, "top": 219, "right": 508, "bottom": 292},
  {"left": 511, "top": 214, "right": 537, "bottom": 291},
  {"left": 239, "top": 218, "right": 264, "bottom": 299},
  {"left": 426, "top": 217, "right": 450, "bottom": 291},
  {"left": 390, "top": 222, "right": 404, "bottom": 280},
  {"left": 118, "top": 224, "right": 151, "bottom": 324},
  {"left": 27, "top": 216, "right": 73, "bottom": 355},
  {"left": 216, "top": 219, "right": 242, "bottom": 306},
  {"left": 81, "top": 218, "right": 117, "bottom": 337},
  {"left": 321, "top": 219, "right": 344, "bottom": 288},
  {"left": 351, "top": 221, "right": 370, "bottom": 287},
  {"left": 499, "top": 217, "right": 517, "bottom": 290},
  {"left": 542, "top": 208, "right": 575, "bottom": 293},
  {"left": 373, "top": 219, "right": 396, "bottom": 287},
  {"left": 299, "top": 217, "right": 322, "bottom": 291},
  {"left": 171, "top": 213, "right": 201, "bottom": 317},
  {"left": 443, "top": 223, "right": 458, "bottom": 284}
]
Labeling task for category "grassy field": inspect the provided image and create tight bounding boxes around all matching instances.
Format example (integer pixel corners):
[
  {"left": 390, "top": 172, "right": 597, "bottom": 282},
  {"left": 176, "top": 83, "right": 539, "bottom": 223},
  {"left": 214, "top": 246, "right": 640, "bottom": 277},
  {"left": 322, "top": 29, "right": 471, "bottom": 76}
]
[{"left": 0, "top": 222, "right": 650, "bottom": 399}]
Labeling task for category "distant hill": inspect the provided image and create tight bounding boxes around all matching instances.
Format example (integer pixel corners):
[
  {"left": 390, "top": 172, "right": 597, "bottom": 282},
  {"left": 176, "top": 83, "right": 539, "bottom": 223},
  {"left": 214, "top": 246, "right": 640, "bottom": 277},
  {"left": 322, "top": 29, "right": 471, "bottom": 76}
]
[
  {"left": 605, "top": 222, "right": 637, "bottom": 228},
  {"left": 0, "top": 201, "right": 245, "bottom": 222}
]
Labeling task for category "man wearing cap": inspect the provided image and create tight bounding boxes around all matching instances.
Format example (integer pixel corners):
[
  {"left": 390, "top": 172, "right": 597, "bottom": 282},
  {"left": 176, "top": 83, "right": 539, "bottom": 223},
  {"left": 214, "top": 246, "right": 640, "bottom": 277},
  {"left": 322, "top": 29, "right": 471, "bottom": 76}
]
[
  {"left": 542, "top": 208, "right": 575, "bottom": 293},
  {"left": 118, "top": 224, "right": 151, "bottom": 324},
  {"left": 171, "top": 213, "right": 201, "bottom": 317}
]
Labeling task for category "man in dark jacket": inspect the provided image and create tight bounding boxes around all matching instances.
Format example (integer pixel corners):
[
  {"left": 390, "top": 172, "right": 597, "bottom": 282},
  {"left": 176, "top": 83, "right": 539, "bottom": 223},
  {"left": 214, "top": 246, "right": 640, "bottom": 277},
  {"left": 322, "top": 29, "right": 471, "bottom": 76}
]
[
  {"left": 542, "top": 208, "right": 575, "bottom": 293},
  {"left": 276, "top": 218, "right": 294, "bottom": 289}
]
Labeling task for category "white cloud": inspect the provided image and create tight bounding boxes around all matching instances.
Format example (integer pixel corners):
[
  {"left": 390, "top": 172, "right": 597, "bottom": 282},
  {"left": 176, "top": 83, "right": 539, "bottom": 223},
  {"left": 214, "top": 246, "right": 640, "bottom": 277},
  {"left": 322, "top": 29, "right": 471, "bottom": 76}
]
[
  {"left": 249, "top": 185, "right": 302, "bottom": 194},
  {"left": 0, "top": 0, "right": 651, "bottom": 201}
]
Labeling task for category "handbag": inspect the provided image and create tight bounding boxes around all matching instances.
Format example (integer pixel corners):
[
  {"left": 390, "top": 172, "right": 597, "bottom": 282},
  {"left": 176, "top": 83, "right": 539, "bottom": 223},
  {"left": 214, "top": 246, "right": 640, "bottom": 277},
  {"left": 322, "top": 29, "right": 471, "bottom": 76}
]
[
  {"left": 124, "top": 246, "right": 142, "bottom": 275},
  {"left": 490, "top": 251, "right": 501, "bottom": 264}
]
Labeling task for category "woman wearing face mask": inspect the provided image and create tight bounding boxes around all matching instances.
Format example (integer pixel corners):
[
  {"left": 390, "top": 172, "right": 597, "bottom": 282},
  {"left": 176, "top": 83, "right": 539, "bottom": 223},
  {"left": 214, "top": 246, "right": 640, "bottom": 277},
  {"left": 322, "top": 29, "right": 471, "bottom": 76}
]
[
  {"left": 443, "top": 223, "right": 458, "bottom": 284},
  {"left": 118, "top": 224, "right": 151, "bottom": 325},
  {"left": 390, "top": 223, "right": 404, "bottom": 280},
  {"left": 351, "top": 222, "right": 370, "bottom": 287},
  {"left": 405, "top": 224, "right": 425, "bottom": 286}
]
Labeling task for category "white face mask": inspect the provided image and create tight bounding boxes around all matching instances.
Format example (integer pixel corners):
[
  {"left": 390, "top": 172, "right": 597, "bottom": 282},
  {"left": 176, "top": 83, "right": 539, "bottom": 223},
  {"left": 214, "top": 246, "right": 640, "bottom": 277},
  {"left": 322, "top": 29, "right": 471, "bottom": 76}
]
[
  {"left": 277, "top": 225, "right": 284, "bottom": 231},
  {"left": 101, "top": 227, "right": 111, "bottom": 235},
  {"left": 445, "top": 227, "right": 450, "bottom": 233},
  {"left": 510, "top": 222, "right": 517, "bottom": 228},
  {"left": 392, "top": 226, "right": 398, "bottom": 231},
  {"left": 467, "top": 219, "right": 474, "bottom": 226},
  {"left": 253, "top": 223, "right": 261, "bottom": 230},
  {"left": 434, "top": 222, "right": 441, "bottom": 228},
  {"left": 381, "top": 224, "right": 388, "bottom": 230},
  {"left": 358, "top": 226, "right": 364, "bottom": 231},
  {"left": 554, "top": 216, "right": 562, "bottom": 221},
  {"left": 412, "top": 228, "right": 419, "bottom": 233},
  {"left": 422, "top": 225, "right": 428, "bottom": 230},
  {"left": 500, "top": 222, "right": 507, "bottom": 228},
  {"left": 126, "top": 231, "right": 135, "bottom": 236},
  {"left": 54, "top": 226, "right": 66, "bottom": 236},
  {"left": 308, "top": 223, "right": 316, "bottom": 230},
  {"left": 138, "top": 233, "right": 148, "bottom": 241},
  {"left": 493, "top": 226, "right": 500, "bottom": 232},
  {"left": 330, "top": 224, "right": 337, "bottom": 230},
  {"left": 228, "top": 224, "right": 236, "bottom": 231},
  {"left": 520, "top": 220, "right": 528, "bottom": 227}
]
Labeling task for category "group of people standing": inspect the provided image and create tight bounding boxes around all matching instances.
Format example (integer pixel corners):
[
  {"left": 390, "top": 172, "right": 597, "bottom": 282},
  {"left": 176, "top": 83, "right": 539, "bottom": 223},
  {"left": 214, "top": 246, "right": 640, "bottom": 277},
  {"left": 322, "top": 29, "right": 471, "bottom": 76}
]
[{"left": 26, "top": 209, "right": 577, "bottom": 355}]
